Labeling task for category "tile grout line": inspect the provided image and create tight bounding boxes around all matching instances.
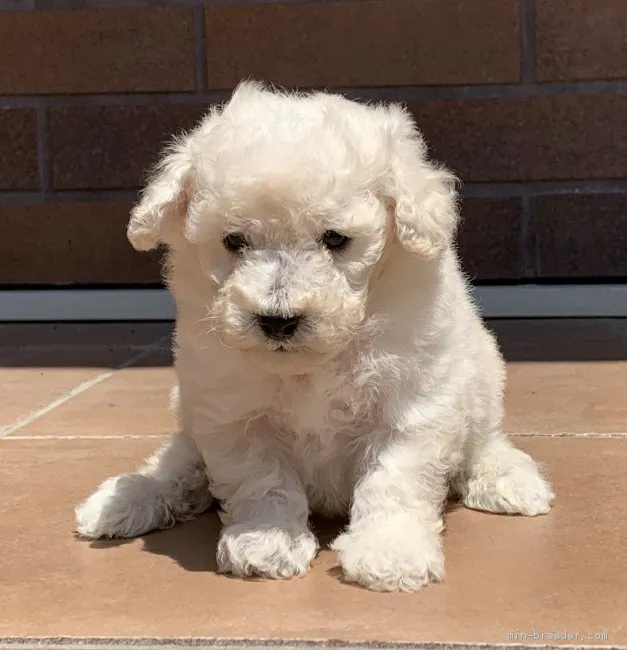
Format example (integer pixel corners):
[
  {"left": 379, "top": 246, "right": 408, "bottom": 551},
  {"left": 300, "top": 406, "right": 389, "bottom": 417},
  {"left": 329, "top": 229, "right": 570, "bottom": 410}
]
[
  {"left": 5, "top": 435, "right": 171, "bottom": 440},
  {"left": 3, "top": 432, "right": 627, "bottom": 442},
  {"left": 0, "top": 337, "right": 170, "bottom": 439},
  {"left": 510, "top": 432, "right": 627, "bottom": 439}
]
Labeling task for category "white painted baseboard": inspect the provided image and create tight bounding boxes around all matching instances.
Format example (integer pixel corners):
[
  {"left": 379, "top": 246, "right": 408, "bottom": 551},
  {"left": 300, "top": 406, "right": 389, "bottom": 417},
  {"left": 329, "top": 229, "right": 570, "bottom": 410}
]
[{"left": 0, "top": 285, "right": 626, "bottom": 321}]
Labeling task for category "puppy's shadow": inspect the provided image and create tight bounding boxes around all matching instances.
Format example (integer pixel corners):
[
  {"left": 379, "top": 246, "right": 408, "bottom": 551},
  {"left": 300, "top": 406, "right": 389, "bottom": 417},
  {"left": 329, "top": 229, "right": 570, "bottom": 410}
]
[
  {"left": 83, "top": 507, "right": 221, "bottom": 572},
  {"left": 311, "top": 514, "right": 346, "bottom": 548},
  {"left": 139, "top": 512, "right": 345, "bottom": 574},
  {"left": 147, "top": 511, "right": 348, "bottom": 575},
  {"left": 86, "top": 537, "right": 132, "bottom": 550},
  {"left": 84, "top": 504, "right": 461, "bottom": 579},
  {"left": 140, "top": 510, "right": 222, "bottom": 572}
]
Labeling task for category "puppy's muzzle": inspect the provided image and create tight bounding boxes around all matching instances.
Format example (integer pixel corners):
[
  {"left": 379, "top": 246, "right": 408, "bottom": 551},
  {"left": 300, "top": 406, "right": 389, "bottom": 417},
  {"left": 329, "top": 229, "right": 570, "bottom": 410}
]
[{"left": 256, "top": 314, "right": 302, "bottom": 341}]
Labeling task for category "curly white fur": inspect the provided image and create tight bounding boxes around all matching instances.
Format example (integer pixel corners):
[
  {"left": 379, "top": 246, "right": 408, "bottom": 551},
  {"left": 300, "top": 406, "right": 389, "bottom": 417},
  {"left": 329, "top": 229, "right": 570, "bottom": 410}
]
[{"left": 76, "top": 82, "right": 554, "bottom": 592}]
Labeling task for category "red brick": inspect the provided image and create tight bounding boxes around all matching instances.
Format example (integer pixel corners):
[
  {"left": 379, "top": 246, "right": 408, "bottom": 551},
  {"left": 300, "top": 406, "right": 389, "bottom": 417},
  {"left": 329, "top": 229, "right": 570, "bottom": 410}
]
[
  {"left": 458, "top": 197, "right": 525, "bottom": 280},
  {"left": 50, "top": 106, "right": 206, "bottom": 190},
  {"left": 533, "top": 195, "right": 627, "bottom": 278},
  {"left": 535, "top": 0, "right": 627, "bottom": 82},
  {"left": 0, "top": 8, "right": 195, "bottom": 94},
  {"left": 411, "top": 94, "right": 627, "bottom": 182},
  {"left": 0, "top": 204, "right": 162, "bottom": 285},
  {"left": 0, "top": 109, "right": 38, "bottom": 190},
  {"left": 205, "top": 0, "right": 520, "bottom": 90}
]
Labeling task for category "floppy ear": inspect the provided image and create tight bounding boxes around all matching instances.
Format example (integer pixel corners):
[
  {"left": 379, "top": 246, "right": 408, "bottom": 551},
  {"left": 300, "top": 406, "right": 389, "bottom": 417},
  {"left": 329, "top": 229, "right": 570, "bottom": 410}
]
[
  {"left": 383, "top": 105, "right": 459, "bottom": 259},
  {"left": 127, "top": 135, "right": 194, "bottom": 251}
]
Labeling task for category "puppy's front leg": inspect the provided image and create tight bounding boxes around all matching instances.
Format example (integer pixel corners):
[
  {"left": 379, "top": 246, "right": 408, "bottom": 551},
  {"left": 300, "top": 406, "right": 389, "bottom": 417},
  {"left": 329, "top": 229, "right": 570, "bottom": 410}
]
[
  {"left": 332, "top": 426, "right": 455, "bottom": 592},
  {"left": 197, "top": 425, "right": 317, "bottom": 580}
]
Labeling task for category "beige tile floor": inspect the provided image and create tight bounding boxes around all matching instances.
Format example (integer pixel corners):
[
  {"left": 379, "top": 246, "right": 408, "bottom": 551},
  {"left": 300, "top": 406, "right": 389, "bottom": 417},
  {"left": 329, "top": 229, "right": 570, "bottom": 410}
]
[{"left": 1, "top": 320, "right": 626, "bottom": 649}]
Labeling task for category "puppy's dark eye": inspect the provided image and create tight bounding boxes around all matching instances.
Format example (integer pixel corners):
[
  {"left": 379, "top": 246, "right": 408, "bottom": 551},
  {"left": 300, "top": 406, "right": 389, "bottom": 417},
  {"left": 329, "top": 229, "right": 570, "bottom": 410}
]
[
  {"left": 321, "top": 230, "right": 350, "bottom": 251},
  {"left": 223, "top": 232, "right": 248, "bottom": 253}
]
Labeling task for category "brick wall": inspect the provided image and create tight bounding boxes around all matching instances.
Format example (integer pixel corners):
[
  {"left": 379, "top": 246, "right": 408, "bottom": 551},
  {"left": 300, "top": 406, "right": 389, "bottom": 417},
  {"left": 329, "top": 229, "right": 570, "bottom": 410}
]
[{"left": 1, "top": 0, "right": 627, "bottom": 285}]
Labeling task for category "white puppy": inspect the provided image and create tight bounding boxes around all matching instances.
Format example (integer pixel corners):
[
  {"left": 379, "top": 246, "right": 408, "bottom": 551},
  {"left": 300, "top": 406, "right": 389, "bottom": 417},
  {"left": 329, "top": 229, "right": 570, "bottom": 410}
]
[{"left": 75, "top": 81, "right": 554, "bottom": 592}]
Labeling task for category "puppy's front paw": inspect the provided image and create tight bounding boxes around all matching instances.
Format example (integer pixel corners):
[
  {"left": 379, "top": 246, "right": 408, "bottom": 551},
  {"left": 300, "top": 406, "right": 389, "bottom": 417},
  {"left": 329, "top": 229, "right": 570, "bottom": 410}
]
[
  {"left": 332, "top": 519, "right": 444, "bottom": 592},
  {"left": 217, "top": 522, "right": 318, "bottom": 580},
  {"left": 75, "top": 474, "right": 173, "bottom": 539}
]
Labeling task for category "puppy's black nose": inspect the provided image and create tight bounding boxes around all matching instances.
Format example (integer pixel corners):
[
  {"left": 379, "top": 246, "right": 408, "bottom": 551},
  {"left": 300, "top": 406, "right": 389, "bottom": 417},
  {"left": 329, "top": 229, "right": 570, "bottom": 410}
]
[{"left": 256, "top": 314, "right": 301, "bottom": 340}]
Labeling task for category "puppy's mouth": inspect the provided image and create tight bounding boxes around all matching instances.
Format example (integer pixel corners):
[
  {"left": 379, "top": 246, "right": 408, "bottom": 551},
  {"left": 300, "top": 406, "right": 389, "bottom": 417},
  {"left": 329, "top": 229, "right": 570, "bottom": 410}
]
[{"left": 268, "top": 342, "right": 300, "bottom": 353}]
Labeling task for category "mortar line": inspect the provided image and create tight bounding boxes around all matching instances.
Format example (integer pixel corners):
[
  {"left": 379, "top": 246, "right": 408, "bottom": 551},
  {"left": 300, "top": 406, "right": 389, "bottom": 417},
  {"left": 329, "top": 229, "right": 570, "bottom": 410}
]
[
  {"left": 5, "top": 180, "right": 627, "bottom": 206},
  {"left": 35, "top": 98, "right": 51, "bottom": 197},
  {"left": 6, "top": 81, "right": 627, "bottom": 109},
  {"left": 520, "top": 192, "right": 536, "bottom": 278},
  {"left": 194, "top": 4, "right": 209, "bottom": 93},
  {"left": 520, "top": 0, "right": 535, "bottom": 85}
]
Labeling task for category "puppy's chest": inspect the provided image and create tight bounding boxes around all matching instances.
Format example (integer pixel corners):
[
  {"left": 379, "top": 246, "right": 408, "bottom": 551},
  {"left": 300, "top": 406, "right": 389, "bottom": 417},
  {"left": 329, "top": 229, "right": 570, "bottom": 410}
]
[
  {"left": 267, "top": 369, "right": 378, "bottom": 515},
  {"left": 273, "top": 372, "right": 368, "bottom": 442},
  {"left": 270, "top": 375, "right": 366, "bottom": 515}
]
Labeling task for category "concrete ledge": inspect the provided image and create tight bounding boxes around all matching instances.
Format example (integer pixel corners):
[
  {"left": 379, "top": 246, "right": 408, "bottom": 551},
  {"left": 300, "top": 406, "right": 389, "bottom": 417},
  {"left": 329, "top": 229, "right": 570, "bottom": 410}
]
[{"left": 2, "top": 285, "right": 627, "bottom": 321}]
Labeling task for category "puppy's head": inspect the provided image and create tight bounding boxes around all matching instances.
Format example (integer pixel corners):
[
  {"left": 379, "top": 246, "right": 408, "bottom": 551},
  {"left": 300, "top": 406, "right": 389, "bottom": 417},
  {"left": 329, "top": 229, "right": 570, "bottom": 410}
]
[{"left": 128, "top": 82, "right": 459, "bottom": 374}]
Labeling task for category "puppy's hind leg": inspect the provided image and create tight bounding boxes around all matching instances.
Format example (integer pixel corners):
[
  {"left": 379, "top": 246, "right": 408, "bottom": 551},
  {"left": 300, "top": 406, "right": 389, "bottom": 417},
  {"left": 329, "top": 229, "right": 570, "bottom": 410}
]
[
  {"left": 75, "top": 433, "right": 212, "bottom": 539},
  {"left": 455, "top": 432, "right": 555, "bottom": 517},
  {"left": 453, "top": 329, "right": 554, "bottom": 517}
]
